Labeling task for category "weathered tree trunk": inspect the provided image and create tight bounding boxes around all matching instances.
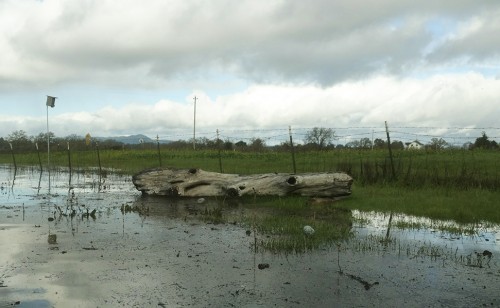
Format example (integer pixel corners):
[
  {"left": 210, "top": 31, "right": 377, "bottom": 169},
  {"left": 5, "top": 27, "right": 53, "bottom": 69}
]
[{"left": 132, "top": 168, "right": 353, "bottom": 198}]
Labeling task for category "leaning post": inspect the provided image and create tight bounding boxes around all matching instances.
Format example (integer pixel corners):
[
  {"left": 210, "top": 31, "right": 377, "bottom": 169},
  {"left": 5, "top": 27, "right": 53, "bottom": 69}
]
[
  {"left": 384, "top": 121, "right": 396, "bottom": 179},
  {"left": 289, "top": 126, "right": 297, "bottom": 174},
  {"left": 9, "top": 143, "right": 17, "bottom": 170}
]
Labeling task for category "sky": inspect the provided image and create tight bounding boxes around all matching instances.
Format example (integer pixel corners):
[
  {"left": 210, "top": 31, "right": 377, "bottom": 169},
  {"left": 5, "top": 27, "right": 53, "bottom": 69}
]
[{"left": 1, "top": 0, "right": 499, "bottom": 145}]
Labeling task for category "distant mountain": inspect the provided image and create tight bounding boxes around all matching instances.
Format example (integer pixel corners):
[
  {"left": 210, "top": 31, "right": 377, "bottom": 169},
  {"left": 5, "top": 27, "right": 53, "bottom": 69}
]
[{"left": 96, "top": 134, "right": 166, "bottom": 145}]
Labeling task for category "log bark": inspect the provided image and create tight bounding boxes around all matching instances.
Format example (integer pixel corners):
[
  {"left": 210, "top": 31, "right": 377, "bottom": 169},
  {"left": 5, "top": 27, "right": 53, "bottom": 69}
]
[{"left": 132, "top": 168, "right": 353, "bottom": 198}]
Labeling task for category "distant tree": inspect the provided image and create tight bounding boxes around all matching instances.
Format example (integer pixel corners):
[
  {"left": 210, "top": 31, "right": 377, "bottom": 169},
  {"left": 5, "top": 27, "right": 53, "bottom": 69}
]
[
  {"left": 462, "top": 142, "right": 473, "bottom": 150},
  {"left": 7, "top": 130, "right": 32, "bottom": 151},
  {"left": 345, "top": 140, "right": 360, "bottom": 148},
  {"left": 391, "top": 140, "right": 404, "bottom": 150},
  {"left": 167, "top": 140, "right": 191, "bottom": 150},
  {"left": 304, "top": 127, "right": 335, "bottom": 149},
  {"left": 7, "top": 130, "right": 30, "bottom": 143},
  {"left": 0, "top": 137, "right": 9, "bottom": 152},
  {"left": 249, "top": 138, "right": 266, "bottom": 151},
  {"left": 234, "top": 140, "right": 247, "bottom": 150},
  {"left": 222, "top": 139, "right": 233, "bottom": 150},
  {"left": 196, "top": 137, "right": 216, "bottom": 149},
  {"left": 474, "top": 132, "right": 498, "bottom": 149},
  {"left": 373, "top": 138, "right": 386, "bottom": 149},
  {"left": 359, "top": 137, "right": 372, "bottom": 149},
  {"left": 30, "top": 132, "right": 57, "bottom": 151},
  {"left": 428, "top": 138, "right": 448, "bottom": 150}
]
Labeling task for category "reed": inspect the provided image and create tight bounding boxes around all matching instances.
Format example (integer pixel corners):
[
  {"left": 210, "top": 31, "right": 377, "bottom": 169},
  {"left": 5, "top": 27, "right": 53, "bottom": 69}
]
[{"left": 1, "top": 147, "right": 499, "bottom": 224}]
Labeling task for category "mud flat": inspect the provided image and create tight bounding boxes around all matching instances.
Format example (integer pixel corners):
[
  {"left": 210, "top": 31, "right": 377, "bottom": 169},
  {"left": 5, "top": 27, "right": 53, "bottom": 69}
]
[{"left": 1, "top": 166, "right": 499, "bottom": 307}]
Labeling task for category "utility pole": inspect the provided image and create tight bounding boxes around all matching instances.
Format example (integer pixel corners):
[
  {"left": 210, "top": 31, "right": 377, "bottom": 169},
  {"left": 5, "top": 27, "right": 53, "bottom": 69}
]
[
  {"left": 46, "top": 95, "right": 57, "bottom": 193},
  {"left": 193, "top": 96, "right": 197, "bottom": 150}
]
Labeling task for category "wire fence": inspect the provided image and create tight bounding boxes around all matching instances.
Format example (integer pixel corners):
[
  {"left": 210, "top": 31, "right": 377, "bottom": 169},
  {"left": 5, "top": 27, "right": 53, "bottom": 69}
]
[
  {"left": 154, "top": 125, "right": 500, "bottom": 148},
  {"left": 1, "top": 125, "right": 499, "bottom": 155}
]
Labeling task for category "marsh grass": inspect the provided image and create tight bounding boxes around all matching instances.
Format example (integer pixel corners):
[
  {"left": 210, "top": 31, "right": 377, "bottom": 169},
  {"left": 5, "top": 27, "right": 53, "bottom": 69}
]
[
  {"left": 239, "top": 197, "right": 353, "bottom": 253},
  {"left": 1, "top": 147, "right": 499, "bottom": 226},
  {"left": 345, "top": 183, "right": 500, "bottom": 224}
]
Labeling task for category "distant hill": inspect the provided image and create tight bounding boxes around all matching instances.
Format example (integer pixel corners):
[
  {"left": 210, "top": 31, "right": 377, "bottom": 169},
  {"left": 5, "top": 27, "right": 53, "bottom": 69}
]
[{"left": 95, "top": 134, "right": 170, "bottom": 145}]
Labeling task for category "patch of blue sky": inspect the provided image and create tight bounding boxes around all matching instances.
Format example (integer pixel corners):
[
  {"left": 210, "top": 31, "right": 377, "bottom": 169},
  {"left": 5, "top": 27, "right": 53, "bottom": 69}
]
[
  {"left": 421, "top": 17, "right": 459, "bottom": 56},
  {"left": 409, "top": 59, "right": 499, "bottom": 80},
  {"left": 0, "top": 71, "right": 250, "bottom": 117}
]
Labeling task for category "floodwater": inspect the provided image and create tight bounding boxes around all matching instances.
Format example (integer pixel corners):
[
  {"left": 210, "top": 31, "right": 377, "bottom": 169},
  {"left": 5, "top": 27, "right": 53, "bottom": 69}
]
[{"left": 1, "top": 165, "right": 499, "bottom": 307}]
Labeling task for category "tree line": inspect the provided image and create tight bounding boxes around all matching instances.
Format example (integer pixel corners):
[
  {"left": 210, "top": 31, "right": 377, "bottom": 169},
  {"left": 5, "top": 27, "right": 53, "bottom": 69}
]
[{"left": 0, "top": 128, "right": 497, "bottom": 153}]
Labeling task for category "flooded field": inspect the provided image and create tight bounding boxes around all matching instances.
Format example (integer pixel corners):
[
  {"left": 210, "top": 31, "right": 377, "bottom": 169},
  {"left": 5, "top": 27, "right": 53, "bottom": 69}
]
[{"left": 1, "top": 165, "right": 499, "bottom": 307}]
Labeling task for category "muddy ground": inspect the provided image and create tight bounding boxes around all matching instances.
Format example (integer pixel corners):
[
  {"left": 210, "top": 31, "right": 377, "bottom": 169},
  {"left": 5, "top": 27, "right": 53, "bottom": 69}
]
[{"left": 1, "top": 167, "right": 499, "bottom": 307}]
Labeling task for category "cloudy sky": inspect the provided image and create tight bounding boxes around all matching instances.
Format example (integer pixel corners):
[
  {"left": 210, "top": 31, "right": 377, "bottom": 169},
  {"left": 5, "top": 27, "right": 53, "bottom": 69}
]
[{"left": 0, "top": 0, "right": 499, "bottom": 145}]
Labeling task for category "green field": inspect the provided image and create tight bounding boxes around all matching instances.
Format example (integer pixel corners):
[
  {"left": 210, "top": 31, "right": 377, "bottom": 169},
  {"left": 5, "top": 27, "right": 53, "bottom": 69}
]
[{"left": 1, "top": 147, "right": 499, "bottom": 225}]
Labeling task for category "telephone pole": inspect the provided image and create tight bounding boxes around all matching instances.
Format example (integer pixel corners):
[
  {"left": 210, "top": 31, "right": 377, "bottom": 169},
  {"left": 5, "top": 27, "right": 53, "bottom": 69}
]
[{"left": 193, "top": 96, "right": 197, "bottom": 150}]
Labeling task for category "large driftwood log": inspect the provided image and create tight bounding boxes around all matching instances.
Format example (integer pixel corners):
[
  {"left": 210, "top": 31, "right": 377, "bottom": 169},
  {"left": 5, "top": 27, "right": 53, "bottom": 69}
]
[{"left": 132, "top": 168, "right": 353, "bottom": 198}]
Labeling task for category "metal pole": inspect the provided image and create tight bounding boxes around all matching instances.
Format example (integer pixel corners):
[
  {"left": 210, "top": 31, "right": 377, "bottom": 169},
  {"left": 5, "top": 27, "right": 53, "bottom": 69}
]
[
  {"left": 45, "top": 95, "right": 56, "bottom": 194},
  {"left": 47, "top": 104, "right": 50, "bottom": 193},
  {"left": 193, "top": 96, "right": 197, "bottom": 150}
]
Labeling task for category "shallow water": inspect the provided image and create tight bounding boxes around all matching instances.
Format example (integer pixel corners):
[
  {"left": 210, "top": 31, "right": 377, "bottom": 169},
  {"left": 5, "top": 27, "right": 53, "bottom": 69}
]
[{"left": 1, "top": 166, "right": 499, "bottom": 307}]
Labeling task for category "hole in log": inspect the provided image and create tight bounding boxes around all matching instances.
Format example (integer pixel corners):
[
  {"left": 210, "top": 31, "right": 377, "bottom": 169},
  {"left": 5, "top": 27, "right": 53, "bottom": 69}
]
[
  {"left": 188, "top": 168, "right": 198, "bottom": 174},
  {"left": 227, "top": 187, "right": 239, "bottom": 197},
  {"left": 287, "top": 176, "right": 297, "bottom": 185},
  {"left": 239, "top": 185, "right": 246, "bottom": 190}
]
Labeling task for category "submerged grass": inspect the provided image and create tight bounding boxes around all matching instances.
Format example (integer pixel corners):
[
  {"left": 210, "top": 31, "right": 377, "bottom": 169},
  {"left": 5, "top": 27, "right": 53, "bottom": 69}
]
[
  {"left": 192, "top": 196, "right": 354, "bottom": 253},
  {"left": 344, "top": 183, "right": 500, "bottom": 224},
  {"left": 1, "top": 147, "right": 499, "bottom": 228},
  {"left": 239, "top": 197, "right": 353, "bottom": 253}
]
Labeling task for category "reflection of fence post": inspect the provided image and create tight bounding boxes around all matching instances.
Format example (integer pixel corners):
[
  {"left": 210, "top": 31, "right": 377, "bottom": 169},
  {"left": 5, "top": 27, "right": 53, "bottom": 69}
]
[
  {"left": 96, "top": 142, "right": 102, "bottom": 175},
  {"left": 217, "top": 129, "right": 223, "bottom": 173},
  {"left": 156, "top": 135, "right": 162, "bottom": 167},
  {"left": 9, "top": 143, "right": 17, "bottom": 170},
  {"left": 385, "top": 121, "right": 396, "bottom": 179},
  {"left": 36, "top": 143, "right": 43, "bottom": 171},
  {"left": 67, "top": 142, "right": 72, "bottom": 174},
  {"left": 289, "top": 126, "right": 297, "bottom": 174}
]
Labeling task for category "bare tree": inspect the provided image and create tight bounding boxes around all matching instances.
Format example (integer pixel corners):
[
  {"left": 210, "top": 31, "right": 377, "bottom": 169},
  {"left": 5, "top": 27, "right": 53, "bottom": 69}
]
[
  {"left": 428, "top": 138, "right": 448, "bottom": 150},
  {"left": 359, "top": 137, "right": 372, "bottom": 149},
  {"left": 304, "top": 127, "right": 335, "bottom": 149},
  {"left": 249, "top": 138, "right": 266, "bottom": 151}
]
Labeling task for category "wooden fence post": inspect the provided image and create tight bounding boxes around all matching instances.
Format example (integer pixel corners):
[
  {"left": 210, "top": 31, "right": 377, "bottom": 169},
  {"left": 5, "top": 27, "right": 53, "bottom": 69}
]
[
  {"left": 67, "top": 142, "right": 72, "bottom": 175},
  {"left": 385, "top": 121, "right": 396, "bottom": 179},
  {"left": 289, "top": 126, "right": 297, "bottom": 174},
  {"left": 9, "top": 143, "right": 17, "bottom": 170},
  {"left": 217, "top": 129, "right": 223, "bottom": 173},
  {"left": 96, "top": 142, "right": 102, "bottom": 175},
  {"left": 36, "top": 143, "right": 43, "bottom": 171},
  {"left": 156, "top": 135, "right": 162, "bottom": 167}
]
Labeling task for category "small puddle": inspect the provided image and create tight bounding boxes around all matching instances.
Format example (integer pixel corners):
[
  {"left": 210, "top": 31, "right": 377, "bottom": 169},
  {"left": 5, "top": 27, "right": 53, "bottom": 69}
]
[{"left": 1, "top": 165, "right": 499, "bottom": 307}]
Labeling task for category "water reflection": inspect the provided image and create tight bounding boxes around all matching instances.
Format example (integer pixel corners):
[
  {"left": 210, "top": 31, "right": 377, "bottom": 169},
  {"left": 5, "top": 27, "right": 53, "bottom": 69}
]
[
  {"left": 2, "top": 165, "right": 499, "bottom": 256},
  {"left": 2, "top": 165, "right": 500, "bottom": 307}
]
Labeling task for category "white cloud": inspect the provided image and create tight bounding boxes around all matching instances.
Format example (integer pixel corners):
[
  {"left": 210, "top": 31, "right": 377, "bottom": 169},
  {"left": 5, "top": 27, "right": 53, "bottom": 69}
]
[
  {"left": 2, "top": 73, "right": 497, "bottom": 143},
  {"left": 0, "top": 0, "right": 499, "bottom": 144}
]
